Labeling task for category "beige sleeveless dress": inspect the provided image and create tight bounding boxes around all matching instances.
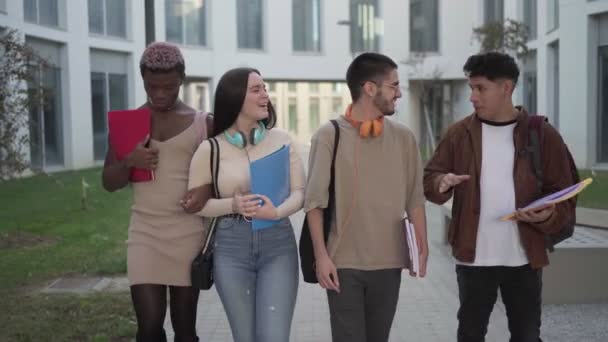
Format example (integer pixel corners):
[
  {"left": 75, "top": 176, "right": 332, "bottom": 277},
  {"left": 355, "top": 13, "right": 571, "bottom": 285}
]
[{"left": 127, "top": 112, "right": 207, "bottom": 286}]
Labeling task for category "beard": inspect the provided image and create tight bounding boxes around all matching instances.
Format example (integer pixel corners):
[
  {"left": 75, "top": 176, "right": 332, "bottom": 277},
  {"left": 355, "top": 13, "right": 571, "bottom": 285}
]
[{"left": 373, "top": 92, "right": 396, "bottom": 116}]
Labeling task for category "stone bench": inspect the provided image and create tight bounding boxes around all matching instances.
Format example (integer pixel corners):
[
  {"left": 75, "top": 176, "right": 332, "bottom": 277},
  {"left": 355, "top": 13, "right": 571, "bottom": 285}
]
[{"left": 438, "top": 202, "right": 608, "bottom": 304}]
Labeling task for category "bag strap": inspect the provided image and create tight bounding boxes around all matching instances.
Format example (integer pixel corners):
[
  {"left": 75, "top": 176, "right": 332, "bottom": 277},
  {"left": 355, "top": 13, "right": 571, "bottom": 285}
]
[
  {"left": 202, "top": 137, "right": 220, "bottom": 253},
  {"left": 325, "top": 120, "right": 340, "bottom": 240},
  {"left": 527, "top": 115, "right": 546, "bottom": 195}
]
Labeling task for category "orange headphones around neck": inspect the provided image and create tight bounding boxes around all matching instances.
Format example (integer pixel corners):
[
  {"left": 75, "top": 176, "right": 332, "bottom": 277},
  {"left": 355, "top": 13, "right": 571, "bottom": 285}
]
[{"left": 344, "top": 104, "right": 384, "bottom": 138}]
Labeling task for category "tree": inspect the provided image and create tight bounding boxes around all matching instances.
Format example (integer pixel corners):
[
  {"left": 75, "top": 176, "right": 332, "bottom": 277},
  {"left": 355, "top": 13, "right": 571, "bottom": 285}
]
[
  {"left": 0, "top": 29, "right": 49, "bottom": 181},
  {"left": 472, "top": 19, "right": 529, "bottom": 58}
]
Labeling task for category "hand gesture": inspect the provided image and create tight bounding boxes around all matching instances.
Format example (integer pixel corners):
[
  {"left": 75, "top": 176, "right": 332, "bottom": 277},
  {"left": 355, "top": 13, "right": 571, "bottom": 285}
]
[{"left": 439, "top": 173, "right": 470, "bottom": 193}]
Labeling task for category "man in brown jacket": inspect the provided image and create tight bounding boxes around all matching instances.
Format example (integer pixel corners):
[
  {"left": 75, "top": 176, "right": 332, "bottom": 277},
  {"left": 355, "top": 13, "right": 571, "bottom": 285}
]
[{"left": 424, "top": 52, "right": 576, "bottom": 342}]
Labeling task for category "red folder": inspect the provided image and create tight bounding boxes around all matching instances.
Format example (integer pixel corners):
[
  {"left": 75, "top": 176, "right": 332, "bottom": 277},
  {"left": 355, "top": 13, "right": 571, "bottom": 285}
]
[{"left": 108, "top": 108, "right": 154, "bottom": 182}]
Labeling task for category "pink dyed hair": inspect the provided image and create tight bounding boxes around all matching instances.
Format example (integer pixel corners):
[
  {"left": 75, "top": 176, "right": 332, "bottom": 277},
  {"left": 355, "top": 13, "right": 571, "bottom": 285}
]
[{"left": 139, "top": 41, "right": 185, "bottom": 76}]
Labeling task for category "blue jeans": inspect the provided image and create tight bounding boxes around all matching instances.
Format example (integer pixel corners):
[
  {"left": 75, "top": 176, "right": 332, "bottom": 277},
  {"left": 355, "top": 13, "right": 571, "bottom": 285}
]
[{"left": 213, "top": 216, "right": 299, "bottom": 342}]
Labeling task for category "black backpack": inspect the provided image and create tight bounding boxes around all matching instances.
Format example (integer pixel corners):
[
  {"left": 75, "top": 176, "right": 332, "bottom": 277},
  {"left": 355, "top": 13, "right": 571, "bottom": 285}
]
[
  {"left": 527, "top": 115, "right": 580, "bottom": 252},
  {"left": 299, "top": 120, "right": 340, "bottom": 283}
]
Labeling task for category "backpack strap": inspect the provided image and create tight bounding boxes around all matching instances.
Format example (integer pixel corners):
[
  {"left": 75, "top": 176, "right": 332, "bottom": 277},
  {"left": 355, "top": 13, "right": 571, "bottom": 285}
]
[
  {"left": 325, "top": 119, "right": 340, "bottom": 241},
  {"left": 527, "top": 115, "right": 547, "bottom": 195}
]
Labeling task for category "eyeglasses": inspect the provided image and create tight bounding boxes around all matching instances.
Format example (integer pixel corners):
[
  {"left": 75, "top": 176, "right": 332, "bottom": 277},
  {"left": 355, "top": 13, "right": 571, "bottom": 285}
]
[{"left": 362, "top": 81, "right": 400, "bottom": 91}]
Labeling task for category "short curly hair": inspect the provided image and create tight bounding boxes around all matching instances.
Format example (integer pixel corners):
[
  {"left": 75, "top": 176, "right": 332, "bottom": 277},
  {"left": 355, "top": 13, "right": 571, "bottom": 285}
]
[
  {"left": 139, "top": 41, "right": 185, "bottom": 77},
  {"left": 463, "top": 52, "right": 519, "bottom": 86}
]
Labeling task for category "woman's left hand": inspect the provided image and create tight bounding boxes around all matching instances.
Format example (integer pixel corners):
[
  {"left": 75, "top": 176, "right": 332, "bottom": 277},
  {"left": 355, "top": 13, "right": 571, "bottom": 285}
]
[{"left": 251, "top": 194, "right": 278, "bottom": 220}]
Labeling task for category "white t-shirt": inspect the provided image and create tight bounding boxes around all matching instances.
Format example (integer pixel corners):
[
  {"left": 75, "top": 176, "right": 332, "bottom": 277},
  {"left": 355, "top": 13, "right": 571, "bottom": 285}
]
[{"left": 457, "top": 119, "right": 529, "bottom": 267}]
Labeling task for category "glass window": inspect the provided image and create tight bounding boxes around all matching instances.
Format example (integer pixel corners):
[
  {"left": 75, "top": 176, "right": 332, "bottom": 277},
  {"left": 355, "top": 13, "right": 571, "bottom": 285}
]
[
  {"left": 523, "top": 0, "right": 537, "bottom": 40},
  {"left": 24, "top": 0, "right": 59, "bottom": 27},
  {"left": 483, "top": 0, "right": 503, "bottom": 25},
  {"left": 293, "top": 0, "right": 321, "bottom": 52},
  {"left": 547, "top": 0, "right": 559, "bottom": 32},
  {"left": 89, "top": 0, "right": 126, "bottom": 37},
  {"left": 88, "top": 0, "right": 104, "bottom": 34},
  {"left": 332, "top": 97, "right": 343, "bottom": 115},
  {"left": 91, "top": 72, "right": 108, "bottom": 161},
  {"left": 410, "top": 0, "right": 438, "bottom": 52},
  {"left": 288, "top": 82, "right": 297, "bottom": 92},
  {"left": 90, "top": 72, "right": 128, "bottom": 160},
  {"left": 288, "top": 98, "right": 298, "bottom": 134},
  {"left": 106, "top": 0, "right": 126, "bottom": 37},
  {"left": 0, "top": 0, "right": 7, "bottom": 13},
  {"left": 165, "top": 0, "right": 207, "bottom": 46},
  {"left": 237, "top": 0, "right": 263, "bottom": 49},
  {"left": 598, "top": 46, "right": 608, "bottom": 162},
  {"left": 29, "top": 66, "right": 63, "bottom": 168},
  {"left": 349, "top": 0, "right": 380, "bottom": 53},
  {"left": 309, "top": 82, "right": 319, "bottom": 93}
]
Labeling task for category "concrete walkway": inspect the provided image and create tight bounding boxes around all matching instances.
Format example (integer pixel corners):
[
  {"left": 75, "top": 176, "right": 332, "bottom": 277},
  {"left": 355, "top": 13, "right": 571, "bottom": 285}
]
[{"left": 161, "top": 204, "right": 608, "bottom": 341}]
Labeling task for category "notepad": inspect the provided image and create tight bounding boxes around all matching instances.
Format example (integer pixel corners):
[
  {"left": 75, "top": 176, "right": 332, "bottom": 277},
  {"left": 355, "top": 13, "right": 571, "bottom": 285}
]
[
  {"left": 250, "top": 145, "right": 290, "bottom": 230},
  {"left": 403, "top": 217, "right": 420, "bottom": 277},
  {"left": 500, "top": 178, "right": 593, "bottom": 221},
  {"left": 107, "top": 109, "right": 154, "bottom": 182}
]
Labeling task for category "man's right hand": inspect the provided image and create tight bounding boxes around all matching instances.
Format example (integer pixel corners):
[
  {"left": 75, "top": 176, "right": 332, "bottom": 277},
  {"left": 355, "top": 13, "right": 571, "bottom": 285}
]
[
  {"left": 125, "top": 135, "right": 159, "bottom": 170},
  {"left": 439, "top": 173, "right": 470, "bottom": 193},
  {"left": 315, "top": 254, "right": 340, "bottom": 293}
]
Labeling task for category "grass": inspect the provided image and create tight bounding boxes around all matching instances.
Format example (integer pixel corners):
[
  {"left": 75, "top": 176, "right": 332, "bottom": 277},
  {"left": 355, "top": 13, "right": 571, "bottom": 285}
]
[
  {"left": 0, "top": 168, "right": 135, "bottom": 341},
  {"left": 578, "top": 169, "right": 608, "bottom": 210}
]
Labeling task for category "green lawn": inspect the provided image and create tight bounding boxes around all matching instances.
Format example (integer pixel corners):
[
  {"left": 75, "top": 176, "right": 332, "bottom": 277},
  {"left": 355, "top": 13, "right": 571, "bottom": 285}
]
[
  {"left": 0, "top": 168, "right": 135, "bottom": 341},
  {"left": 578, "top": 169, "right": 608, "bottom": 210}
]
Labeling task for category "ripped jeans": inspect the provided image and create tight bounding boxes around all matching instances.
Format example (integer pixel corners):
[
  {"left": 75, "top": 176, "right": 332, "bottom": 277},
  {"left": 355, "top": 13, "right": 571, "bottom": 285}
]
[{"left": 213, "top": 215, "right": 299, "bottom": 342}]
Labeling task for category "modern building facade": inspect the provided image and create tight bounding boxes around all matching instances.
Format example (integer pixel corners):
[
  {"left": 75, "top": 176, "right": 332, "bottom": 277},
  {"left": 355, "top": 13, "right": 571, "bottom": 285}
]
[
  {"left": 403, "top": 0, "right": 608, "bottom": 169},
  {"left": 0, "top": 0, "right": 409, "bottom": 172},
  {"left": 1, "top": 0, "right": 606, "bottom": 171}
]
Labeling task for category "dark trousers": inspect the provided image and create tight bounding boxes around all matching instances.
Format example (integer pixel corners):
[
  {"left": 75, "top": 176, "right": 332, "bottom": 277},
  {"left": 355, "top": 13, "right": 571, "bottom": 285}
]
[
  {"left": 327, "top": 268, "right": 401, "bottom": 342},
  {"left": 456, "top": 264, "right": 543, "bottom": 342}
]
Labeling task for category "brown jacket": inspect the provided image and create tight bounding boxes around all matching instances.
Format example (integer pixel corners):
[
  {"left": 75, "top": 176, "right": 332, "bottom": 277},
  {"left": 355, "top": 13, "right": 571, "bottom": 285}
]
[{"left": 424, "top": 109, "right": 576, "bottom": 269}]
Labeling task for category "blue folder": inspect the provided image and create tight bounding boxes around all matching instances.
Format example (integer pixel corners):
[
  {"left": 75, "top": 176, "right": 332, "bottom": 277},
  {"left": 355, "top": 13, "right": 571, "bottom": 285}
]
[{"left": 250, "top": 144, "right": 290, "bottom": 230}]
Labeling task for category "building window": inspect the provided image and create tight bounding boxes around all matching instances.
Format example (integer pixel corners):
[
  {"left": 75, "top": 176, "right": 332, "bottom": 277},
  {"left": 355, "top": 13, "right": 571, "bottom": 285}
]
[
  {"left": 309, "top": 97, "right": 320, "bottom": 131},
  {"left": 24, "top": 0, "right": 59, "bottom": 27},
  {"left": 523, "top": 52, "right": 537, "bottom": 116},
  {"left": 483, "top": 0, "right": 503, "bottom": 25},
  {"left": 0, "top": 0, "right": 7, "bottom": 13},
  {"left": 349, "top": 0, "right": 381, "bottom": 54},
  {"left": 28, "top": 66, "right": 63, "bottom": 169},
  {"left": 237, "top": 0, "right": 263, "bottom": 49},
  {"left": 547, "top": 0, "right": 559, "bottom": 32},
  {"left": 410, "top": 0, "right": 438, "bottom": 52},
  {"left": 548, "top": 42, "right": 559, "bottom": 129},
  {"left": 293, "top": 0, "right": 321, "bottom": 52},
  {"left": 267, "top": 82, "right": 276, "bottom": 92},
  {"left": 91, "top": 72, "right": 128, "bottom": 160},
  {"left": 288, "top": 82, "right": 297, "bottom": 92},
  {"left": 165, "top": 0, "right": 207, "bottom": 46},
  {"left": 288, "top": 98, "right": 298, "bottom": 134},
  {"left": 90, "top": 50, "right": 130, "bottom": 161},
  {"left": 332, "top": 97, "right": 343, "bottom": 115},
  {"left": 88, "top": 0, "right": 127, "bottom": 38},
  {"left": 309, "top": 82, "right": 319, "bottom": 93},
  {"left": 598, "top": 46, "right": 608, "bottom": 162},
  {"left": 332, "top": 82, "right": 342, "bottom": 93},
  {"left": 181, "top": 79, "right": 210, "bottom": 112},
  {"left": 523, "top": 0, "right": 537, "bottom": 40}
]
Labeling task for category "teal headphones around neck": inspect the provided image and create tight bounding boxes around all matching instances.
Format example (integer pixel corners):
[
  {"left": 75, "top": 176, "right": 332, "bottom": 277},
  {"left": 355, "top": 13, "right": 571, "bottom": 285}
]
[{"left": 224, "top": 122, "right": 267, "bottom": 149}]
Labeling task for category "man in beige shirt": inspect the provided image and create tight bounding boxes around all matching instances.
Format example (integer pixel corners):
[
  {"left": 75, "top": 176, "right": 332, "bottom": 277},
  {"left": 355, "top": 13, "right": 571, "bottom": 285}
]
[{"left": 304, "top": 52, "right": 429, "bottom": 342}]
